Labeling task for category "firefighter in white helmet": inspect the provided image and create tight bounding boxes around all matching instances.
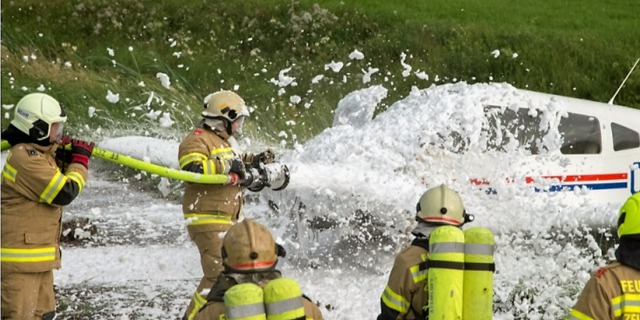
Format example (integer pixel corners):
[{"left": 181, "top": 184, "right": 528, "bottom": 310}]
[
  {"left": 1, "top": 93, "right": 94, "bottom": 319},
  {"left": 377, "top": 184, "right": 473, "bottom": 320},
  {"left": 178, "top": 90, "right": 276, "bottom": 320},
  {"left": 568, "top": 192, "right": 640, "bottom": 320},
  {"left": 193, "top": 219, "right": 324, "bottom": 320}
]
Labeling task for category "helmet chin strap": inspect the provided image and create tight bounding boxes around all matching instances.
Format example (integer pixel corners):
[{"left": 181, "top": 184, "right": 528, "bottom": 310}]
[
  {"left": 462, "top": 211, "right": 475, "bottom": 226},
  {"left": 226, "top": 120, "right": 234, "bottom": 135}
]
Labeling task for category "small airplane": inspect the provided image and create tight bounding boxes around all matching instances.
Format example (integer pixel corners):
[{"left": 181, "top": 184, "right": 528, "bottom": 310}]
[
  {"left": 261, "top": 59, "right": 640, "bottom": 261},
  {"left": 462, "top": 59, "right": 640, "bottom": 204},
  {"left": 469, "top": 87, "right": 640, "bottom": 204}
]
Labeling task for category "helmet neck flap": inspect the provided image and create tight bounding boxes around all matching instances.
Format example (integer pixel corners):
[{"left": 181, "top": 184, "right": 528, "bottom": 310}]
[{"left": 1, "top": 124, "right": 54, "bottom": 147}]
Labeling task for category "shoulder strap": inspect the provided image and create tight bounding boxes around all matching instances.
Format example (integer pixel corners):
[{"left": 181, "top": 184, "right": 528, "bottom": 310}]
[
  {"left": 411, "top": 237, "right": 430, "bottom": 251},
  {"left": 206, "top": 275, "right": 238, "bottom": 302},
  {"left": 412, "top": 238, "right": 430, "bottom": 273}
]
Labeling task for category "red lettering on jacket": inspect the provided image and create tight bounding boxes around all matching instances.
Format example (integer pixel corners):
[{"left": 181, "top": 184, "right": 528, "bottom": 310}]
[{"left": 594, "top": 267, "right": 607, "bottom": 278}]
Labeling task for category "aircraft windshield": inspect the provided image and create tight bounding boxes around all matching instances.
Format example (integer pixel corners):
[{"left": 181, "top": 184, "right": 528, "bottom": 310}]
[
  {"left": 445, "top": 106, "right": 606, "bottom": 156},
  {"left": 482, "top": 106, "right": 547, "bottom": 154}
]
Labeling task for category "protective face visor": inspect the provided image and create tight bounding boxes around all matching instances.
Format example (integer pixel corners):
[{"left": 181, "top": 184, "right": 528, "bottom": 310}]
[
  {"left": 30, "top": 119, "right": 65, "bottom": 141},
  {"left": 52, "top": 121, "right": 65, "bottom": 142},
  {"left": 233, "top": 116, "right": 246, "bottom": 134}
]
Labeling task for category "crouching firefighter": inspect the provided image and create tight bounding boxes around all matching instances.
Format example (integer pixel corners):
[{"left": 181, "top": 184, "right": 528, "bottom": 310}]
[
  {"left": 193, "top": 219, "right": 324, "bottom": 320},
  {"left": 377, "top": 184, "right": 493, "bottom": 320},
  {"left": 178, "top": 90, "right": 289, "bottom": 320}
]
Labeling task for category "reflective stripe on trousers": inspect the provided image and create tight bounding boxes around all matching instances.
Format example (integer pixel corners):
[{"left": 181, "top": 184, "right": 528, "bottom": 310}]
[{"left": 184, "top": 213, "right": 233, "bottom": 226}]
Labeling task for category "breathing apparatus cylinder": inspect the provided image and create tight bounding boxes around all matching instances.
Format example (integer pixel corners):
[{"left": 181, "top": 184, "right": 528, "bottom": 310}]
[
  {"left": 428, "top": 225, "right": 465, "bottom": 320},
  {"left": 244, "top": 163, "right": 290, "bottom": 192},
  {"left": 223, "top": 283, "right": 267, "bottom": 320},
  {"left": 462, "top": 227, "right": 495, "bottom": 320},
  {"left": 263, "top": 278, "right": 306, "bottom": 320}
]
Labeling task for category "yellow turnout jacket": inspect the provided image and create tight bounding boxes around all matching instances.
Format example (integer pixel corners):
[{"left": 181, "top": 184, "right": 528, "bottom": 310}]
[{"left": 1, "top": 142, "right": 87, "bottom": 273}]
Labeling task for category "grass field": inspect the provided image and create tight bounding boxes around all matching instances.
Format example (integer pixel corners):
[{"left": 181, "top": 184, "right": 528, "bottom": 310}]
[{"left": 2, "top": 0, "right": 639, "bottom": 143}]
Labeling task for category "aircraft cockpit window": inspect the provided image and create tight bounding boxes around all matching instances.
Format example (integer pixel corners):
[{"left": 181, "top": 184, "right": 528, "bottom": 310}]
[
  {"left": 611, "top": 122, "right": 640, "bottom": 151},
  {"left": 559, "top": 113, "right": 601, "bottom": 155},
  {"left": 482, "top": 106, "right": 546, "bottom": 155}
]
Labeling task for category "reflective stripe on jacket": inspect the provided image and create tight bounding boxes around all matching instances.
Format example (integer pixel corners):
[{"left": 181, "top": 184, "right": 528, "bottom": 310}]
[
  {"left": 1, "top": 143, "right": 88, "bottom": 273},
  {"left": 179, "top": 126, "right": 243, "bottom": 233},
  {"left": 569, "top": 262, "right": 640, "bottom": 320},
  {"left": 378, "top": 243, "right": 429, "bottom": 320}
]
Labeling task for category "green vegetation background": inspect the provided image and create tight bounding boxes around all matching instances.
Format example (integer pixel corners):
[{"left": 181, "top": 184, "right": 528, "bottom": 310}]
[{"left": 2, "top": 0, "right": 639, "bottom": 144}]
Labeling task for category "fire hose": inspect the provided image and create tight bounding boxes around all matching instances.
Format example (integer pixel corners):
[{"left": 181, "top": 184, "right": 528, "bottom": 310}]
[{"left": 1, "top": 140, "right": 289, "bottom": 190}]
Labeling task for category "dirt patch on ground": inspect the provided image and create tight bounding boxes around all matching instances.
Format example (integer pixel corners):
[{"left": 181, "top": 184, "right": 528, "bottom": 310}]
[{"left": 56, "top": 282, "right": 192, "bottom": 319}]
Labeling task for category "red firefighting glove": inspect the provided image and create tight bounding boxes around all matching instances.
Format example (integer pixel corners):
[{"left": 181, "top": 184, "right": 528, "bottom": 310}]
[
  {"left": 70, "top": 139, "right": 95, "bottom": 169},
  {"left": 227, "top": 172, "right": 240, "bottom": 186},
  {"left": 59, "top": 134, "right": 73, "bottom": 146}
]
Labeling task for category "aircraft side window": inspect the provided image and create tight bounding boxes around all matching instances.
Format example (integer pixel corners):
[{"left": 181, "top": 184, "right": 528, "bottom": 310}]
[
  {"left": 559, "top": 113, "right": 601, "bottom": 155},
  {"left": 611, "top": 122, "right": 640, "bottom": 151}
]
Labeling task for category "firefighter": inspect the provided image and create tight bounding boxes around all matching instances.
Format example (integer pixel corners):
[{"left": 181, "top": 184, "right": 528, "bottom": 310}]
[
  {"left": 377, "top": 184, "right": 474, "bottom": 320},
  {"left": 193, "top": 219, "right": 324, "bottom": 320},
  {"left": 178, "top": 90, "right": 274, "bottom": 320},
  {"left": 568, "top": 192, "right": 640, "bottom": 320},
  {"left": 1, "top": 93, "right": 94, "bottom": 319}
]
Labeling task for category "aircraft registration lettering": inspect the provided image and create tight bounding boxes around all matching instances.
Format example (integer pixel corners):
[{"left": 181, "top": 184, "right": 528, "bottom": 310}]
[{"left": 632, "top": 162, "right": 640, "bottom": 194}]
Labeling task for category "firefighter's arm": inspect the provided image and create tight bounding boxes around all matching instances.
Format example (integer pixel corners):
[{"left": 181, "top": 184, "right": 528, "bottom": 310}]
[
  {"left": 179, "top": 151, "right": 208, "bottom": 174},
  {"left": 568, "top": 274, "right": 611, "bottom": 320},
  {"left": 51, "top": 140, "right": 92, "bottom": 205},
  {"left": 378, "top": 257, "right": 414, "bottom": 320},
  {"left": 180, "top": 150, "right": 242, "bottom": 176},
  {"left": 51, "top": 163, "right": 88, "bottom": 205},
  {"left": 179, "top": 136, "right": 226, "bottom": 175},
  {"left": 12, "top": 154, "right": 87, "bottom": 206}
]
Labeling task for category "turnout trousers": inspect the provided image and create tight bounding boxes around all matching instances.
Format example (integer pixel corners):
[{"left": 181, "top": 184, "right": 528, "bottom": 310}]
[
  {"left": 183, "top": 228, "right": 228, "bottom": 320},
  {"left": 1, "top": 270, "right": 55, "bottom": 320}
]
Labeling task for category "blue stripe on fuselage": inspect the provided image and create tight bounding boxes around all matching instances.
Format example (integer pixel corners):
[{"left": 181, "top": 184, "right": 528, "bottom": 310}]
[{"left": 537, "top": 182, "right": 628, "bottom": 192}]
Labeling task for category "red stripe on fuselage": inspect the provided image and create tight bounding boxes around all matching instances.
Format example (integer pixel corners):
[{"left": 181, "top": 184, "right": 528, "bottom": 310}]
[
  {"left": 525, "top": 173, "right": 627, "bottom": 184},
  {"left": 470, "top": 173, "right": 628, "bottom": 186}
]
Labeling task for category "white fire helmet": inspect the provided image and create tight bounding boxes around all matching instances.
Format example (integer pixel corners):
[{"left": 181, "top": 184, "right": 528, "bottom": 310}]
[
  {"left": 416, "top": 184, "right": 472, "bottom": 226},
  {"left": 11, "top": 93, "right": 67, "bottom": 141},
  {"left": 202, "top": 90, "right": 249, "bottom": 122}
]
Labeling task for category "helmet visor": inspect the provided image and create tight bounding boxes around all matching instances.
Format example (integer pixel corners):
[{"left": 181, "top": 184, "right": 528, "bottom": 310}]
[
  {"left": 233, "top": 116, "right": 245, "bottom": 134},
  {"left": 52, "top": 121, "right": 64, "bottom": 142}
]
